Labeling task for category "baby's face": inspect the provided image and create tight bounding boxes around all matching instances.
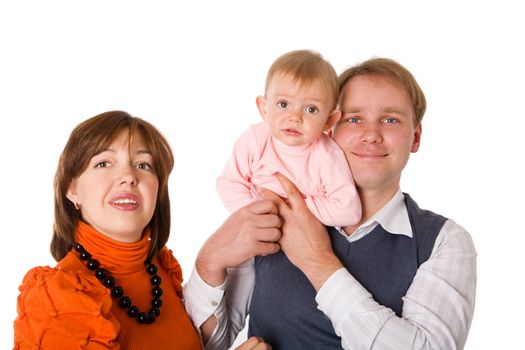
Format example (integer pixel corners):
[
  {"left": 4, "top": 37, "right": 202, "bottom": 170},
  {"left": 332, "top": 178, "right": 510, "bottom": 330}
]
[{"left": 258, "top": 73, "right": 337, "bottom": 146}]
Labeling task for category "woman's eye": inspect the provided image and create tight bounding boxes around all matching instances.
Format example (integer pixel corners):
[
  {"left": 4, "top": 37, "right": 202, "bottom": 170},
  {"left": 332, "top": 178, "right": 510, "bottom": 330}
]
[
  {"left": 94, "top": 161, "right": 110, "bottom": 168},
  {"left": 136, "top": 162, "right": 153, "bottom": 171},
  {"left": 347, "top": 117, "right": 360, "bottom": 123}
]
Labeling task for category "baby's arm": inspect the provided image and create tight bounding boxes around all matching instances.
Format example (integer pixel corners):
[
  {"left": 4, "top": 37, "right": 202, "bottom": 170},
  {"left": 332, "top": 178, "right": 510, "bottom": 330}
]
[
  {"left": 216, "top": 126, "right": 259, "bottom": 213},
  {"left": 305, "top": 139, "right": 361, "bottom": 227}
]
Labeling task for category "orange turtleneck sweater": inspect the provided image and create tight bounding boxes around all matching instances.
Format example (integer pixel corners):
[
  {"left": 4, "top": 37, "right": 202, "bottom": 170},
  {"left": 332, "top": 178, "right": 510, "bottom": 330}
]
[{"left": 14, "top": 221, "right": 202, "bottom": 350}]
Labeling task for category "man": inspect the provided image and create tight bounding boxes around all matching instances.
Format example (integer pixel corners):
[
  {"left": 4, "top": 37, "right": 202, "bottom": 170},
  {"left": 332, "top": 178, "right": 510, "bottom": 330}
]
[{"left": 184, "top": 58, "right": 477, "bottom": 349}]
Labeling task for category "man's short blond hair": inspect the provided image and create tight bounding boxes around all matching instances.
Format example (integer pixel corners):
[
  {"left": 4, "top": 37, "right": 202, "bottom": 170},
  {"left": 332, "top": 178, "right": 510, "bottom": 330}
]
[{"left": 338, "top": 58, "right": 426, "bottom": 126}]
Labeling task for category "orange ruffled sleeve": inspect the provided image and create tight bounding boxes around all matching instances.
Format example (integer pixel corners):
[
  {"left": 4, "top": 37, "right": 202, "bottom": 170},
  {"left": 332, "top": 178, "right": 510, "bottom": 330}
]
[
  {"left": 14, "top": 266, "right": 121, "bottom": 350},
  {"left": 156, "top": 247, "right": 184, "bottom": 299}
]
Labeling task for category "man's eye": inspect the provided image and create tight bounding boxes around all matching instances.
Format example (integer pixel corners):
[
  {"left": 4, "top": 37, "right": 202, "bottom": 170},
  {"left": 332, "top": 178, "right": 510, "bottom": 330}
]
[{"left": 383, "top": 117, "right": 399, "bottom": 123}]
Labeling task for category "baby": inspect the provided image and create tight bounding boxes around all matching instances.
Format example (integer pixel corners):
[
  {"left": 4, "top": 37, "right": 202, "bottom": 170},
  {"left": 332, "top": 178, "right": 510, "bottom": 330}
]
[{"left": 217, "top": 49, "right": 361, "bottom": 227}]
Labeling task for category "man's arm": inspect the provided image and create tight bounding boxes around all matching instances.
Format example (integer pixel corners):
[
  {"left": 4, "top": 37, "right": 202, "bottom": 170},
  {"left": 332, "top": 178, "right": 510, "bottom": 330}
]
[
  {"left": 183, "top": 200, "right": 281, "bottom": 349},
  {"left": 265, "top": 174, "right": 477, "bottom": 349},
  {"left": 261, "top": 174, "right": 343, "bottom": 291}
]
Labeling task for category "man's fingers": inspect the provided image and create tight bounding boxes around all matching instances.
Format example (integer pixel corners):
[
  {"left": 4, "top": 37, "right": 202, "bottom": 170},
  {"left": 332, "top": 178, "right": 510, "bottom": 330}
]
[
  {"left": 275, "top": 173, "right": 305, "bottom": 209},
  {"left": 255, "top": 241, "right": 281, "bottom": 256},
  {"left": 253, "top": 227, "right": 281, "bottom": 243},
  {"left": 248, "top": 198, "right": 279, "bottom": 215},
  {"left": 260, "top": 188, "right": 290, "bottom": 214},
  {"left": 234, "top": 336, "right": 272, "bottom": 350}
]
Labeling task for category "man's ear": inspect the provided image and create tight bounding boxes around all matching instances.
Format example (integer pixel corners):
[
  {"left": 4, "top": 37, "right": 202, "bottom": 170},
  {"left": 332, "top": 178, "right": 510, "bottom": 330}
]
[
  {"left": 256, "top": 95, "right": 268, "bottom": 121},
  {"left": 66, "top": 179, "right": 79, "bottom": 206},
  {"left": 324, "top": 110, "right": 341, "bottom": 132},
  {"left": 411, "top": 123, "right": 422, "bottom": 153}
]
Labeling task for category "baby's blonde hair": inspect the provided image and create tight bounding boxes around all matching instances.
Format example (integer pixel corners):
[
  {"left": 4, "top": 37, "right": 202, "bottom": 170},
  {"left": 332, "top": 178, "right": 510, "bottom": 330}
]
[{"left": 265, "top": 50, "right": 339, "bottom": 109}]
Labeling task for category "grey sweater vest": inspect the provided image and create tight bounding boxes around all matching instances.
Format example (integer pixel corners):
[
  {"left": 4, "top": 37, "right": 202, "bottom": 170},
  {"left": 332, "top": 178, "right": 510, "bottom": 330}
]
[{"left": 248, "top": 193, "right": 447, "bottom": 350}]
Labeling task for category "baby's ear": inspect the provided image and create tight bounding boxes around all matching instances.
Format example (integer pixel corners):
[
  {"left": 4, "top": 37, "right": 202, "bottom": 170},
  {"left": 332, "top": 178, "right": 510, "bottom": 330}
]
[
  {"left": 324, "top": 110, "right": 341, "bottom": 131},
  {"left": 256, "top": 95, "right": 268, "bottom": 120}
]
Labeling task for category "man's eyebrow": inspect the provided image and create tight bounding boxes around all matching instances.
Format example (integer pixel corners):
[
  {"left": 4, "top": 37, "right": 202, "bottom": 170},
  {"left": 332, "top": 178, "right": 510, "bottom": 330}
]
[
  {"left": 341, "top": 107, "right": 361, "bottom": 113},
  {"left": 382, "top": 107, "right": 407, "bottom": 114},
  {"left": 341, "top": 107, "right": 408, "bottom": 114}
]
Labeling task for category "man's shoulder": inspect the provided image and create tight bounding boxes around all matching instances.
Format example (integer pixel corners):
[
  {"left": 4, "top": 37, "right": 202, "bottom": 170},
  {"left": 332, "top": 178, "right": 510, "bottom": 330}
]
[{"left": 403, "top": 193, "right": 475, "bottom": 255}]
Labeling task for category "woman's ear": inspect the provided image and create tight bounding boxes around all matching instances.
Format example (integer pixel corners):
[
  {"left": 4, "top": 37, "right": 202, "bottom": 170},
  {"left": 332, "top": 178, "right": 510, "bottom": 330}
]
[
  {"left": 324, "top": 110, "right": 341, "bottom": 132},
  {"left": 256, "top": 95, "right": 268, "bottom": 121},
  {"left": 66, "top": 179, "right": 79, "bottom": 206}
]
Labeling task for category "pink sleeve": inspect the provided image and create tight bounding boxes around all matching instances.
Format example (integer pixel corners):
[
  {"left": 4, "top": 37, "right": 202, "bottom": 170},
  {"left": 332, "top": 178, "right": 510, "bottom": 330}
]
[
  {"left": 216, "top": 125, "right": 260, "bottom": 213},
  {"left": 304, "top": 136, "right": 362, "bottom": 227}
]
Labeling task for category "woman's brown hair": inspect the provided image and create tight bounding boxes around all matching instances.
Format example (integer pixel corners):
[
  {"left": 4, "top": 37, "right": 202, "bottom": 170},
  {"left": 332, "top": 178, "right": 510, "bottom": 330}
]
[{"left": 51, "top": 110, "right": 174, "bottom": 262}]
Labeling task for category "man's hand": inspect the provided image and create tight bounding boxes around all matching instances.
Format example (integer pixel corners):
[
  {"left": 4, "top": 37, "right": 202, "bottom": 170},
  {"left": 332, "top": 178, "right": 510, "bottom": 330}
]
[
  {"left": 234, "top": 336, "right": 272, "bottom": 350},
  {"left": 196, "top": 199, "right": 282, "bottom": 287},
  {"left": 262, "top": 173, "right": 343, "bottom": 291}
]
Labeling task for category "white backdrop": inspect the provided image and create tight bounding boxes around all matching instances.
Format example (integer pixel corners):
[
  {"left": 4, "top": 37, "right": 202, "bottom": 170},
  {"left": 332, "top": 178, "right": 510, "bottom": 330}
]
[{"left": 1, "top": 1, "right": 523, "bottom": 348}]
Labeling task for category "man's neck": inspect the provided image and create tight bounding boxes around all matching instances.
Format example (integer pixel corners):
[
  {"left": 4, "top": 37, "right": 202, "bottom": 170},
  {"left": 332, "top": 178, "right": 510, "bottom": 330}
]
[{"left": 343, "top": 185, "right": 400, "bottom": 236}]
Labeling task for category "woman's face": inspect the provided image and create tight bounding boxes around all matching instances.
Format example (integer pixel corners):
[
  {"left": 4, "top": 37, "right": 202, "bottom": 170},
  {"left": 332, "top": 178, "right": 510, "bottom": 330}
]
[{"left": 67, "top": 129, "right": 159, "bottom": 242}]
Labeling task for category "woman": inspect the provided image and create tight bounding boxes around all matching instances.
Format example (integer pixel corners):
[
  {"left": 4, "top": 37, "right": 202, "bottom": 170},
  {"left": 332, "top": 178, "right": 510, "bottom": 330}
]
[{"left": 14, "top": 111, "right": 269, "bottom": 350}]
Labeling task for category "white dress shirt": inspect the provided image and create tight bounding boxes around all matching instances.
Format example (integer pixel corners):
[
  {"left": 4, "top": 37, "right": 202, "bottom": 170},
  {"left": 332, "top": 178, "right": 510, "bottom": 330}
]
[{"left": 183, "top": 190, "right": 477, "bottom": 349}]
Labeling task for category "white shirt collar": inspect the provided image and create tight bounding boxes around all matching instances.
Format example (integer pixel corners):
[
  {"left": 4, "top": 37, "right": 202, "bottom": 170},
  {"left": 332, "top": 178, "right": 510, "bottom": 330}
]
[{"left": 336, "top": 189, "right": 413, "bottom": 242}]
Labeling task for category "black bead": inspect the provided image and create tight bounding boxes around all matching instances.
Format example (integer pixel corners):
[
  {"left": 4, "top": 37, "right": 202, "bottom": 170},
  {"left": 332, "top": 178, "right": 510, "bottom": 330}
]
[
  {"left": 151, "top": 297, "right": 163, "bottom": 308},
  {"left": 137, "top": 312, "right": 148, "bottom": 324},
  {"left": 152, "top": 286, "right": 163, "bottom": 297},
  {"left": 146, "top": 312, "right": 157, "bottom": 324},
  {"left": 119, "top": 296, "right": 132, "bottom": 308},
  {"left": 150, "top": 275, "right": 162, "bottom": 285},
  {"left": 111, "top": 286, "right": 124, "bottom": 298},
  {"left": 86, "top": 259, "right": 100, "bottom": 270},
  {"left": 150, "top": 307, "right": 161, "bottom": 317},
  {"left": 95, "top": 268, "right": 108, "bottom": 280},
  {"left": 102, "top": 276, "right": 116, "bottom": 288},
  {"left": 76, "top": 243, "right": 163, "bottom": 324},
  {"left": 146, "top": 263, "right": 158, "bottom": 275},
  {"left": 79, "top": 251, "right": 91, "bottom": 260},
  {"left": 128, "top": 306, "right": 140, "bottom": 318}
]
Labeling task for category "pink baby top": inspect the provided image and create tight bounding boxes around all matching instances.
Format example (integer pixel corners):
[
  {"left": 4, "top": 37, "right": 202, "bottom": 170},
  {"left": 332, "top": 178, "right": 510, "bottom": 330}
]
[{"left": 217, "top": 122, "right": 361, "bottom": 227}]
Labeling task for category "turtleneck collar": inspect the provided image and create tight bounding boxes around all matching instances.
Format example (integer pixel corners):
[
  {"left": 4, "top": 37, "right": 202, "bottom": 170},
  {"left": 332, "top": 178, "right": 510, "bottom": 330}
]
[
  {"left": 270, "top": 134, "right": 312, "bottom": 155},
  {"left": 75, "top": 220, "right": 151, "bottom": 274}
]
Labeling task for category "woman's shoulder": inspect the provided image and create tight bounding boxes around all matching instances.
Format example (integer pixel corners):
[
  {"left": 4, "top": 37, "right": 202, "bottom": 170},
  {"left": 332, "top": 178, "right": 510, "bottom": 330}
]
[
  {"left": 17, "top": 263, "right": 109, "bottom": 309},
  {"left": 14, "top": 263, "right": 120, "bottom": 349},
  {"left": 156, "top": 247, "right": 183, "bottom": 298}
]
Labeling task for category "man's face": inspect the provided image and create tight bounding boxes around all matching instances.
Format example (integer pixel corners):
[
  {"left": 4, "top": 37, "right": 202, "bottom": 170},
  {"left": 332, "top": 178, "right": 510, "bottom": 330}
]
[{"left": 333, "top": 75, "right": 421, "bottom": 195}]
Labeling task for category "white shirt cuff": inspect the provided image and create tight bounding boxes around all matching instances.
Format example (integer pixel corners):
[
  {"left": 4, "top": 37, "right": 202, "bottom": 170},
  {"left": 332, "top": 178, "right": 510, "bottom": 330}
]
[{"left": 183, "top": 266, "right": 226, "bottom": 328}]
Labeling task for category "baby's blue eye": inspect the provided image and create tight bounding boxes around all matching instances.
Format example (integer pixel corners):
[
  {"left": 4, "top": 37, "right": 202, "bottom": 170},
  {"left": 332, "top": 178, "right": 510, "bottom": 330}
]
[{"left": 305, "top": 106, "right": 318, "bottom": 114}]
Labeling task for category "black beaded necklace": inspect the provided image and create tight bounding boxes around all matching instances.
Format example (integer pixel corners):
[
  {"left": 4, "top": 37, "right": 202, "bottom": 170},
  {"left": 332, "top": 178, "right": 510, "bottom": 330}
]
[{"left": 75, "top": 243, "right": 163, "bottom": 324}]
